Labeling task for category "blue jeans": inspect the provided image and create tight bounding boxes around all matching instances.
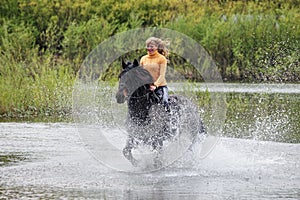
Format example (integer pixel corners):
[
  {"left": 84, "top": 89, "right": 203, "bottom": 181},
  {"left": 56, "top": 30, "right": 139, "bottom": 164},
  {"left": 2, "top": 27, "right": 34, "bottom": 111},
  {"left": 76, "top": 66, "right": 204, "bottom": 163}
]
[{"left": 155, "top": 86, "right": 169, "bottom": 108}]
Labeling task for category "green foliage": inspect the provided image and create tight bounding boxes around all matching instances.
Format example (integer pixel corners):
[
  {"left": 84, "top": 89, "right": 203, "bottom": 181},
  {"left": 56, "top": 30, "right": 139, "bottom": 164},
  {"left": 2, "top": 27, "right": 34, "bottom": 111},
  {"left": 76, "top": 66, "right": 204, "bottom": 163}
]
[
  {"left": 0, "top": 54, "right": 74, "bottom": 119},
  {"left": 0, "top": 20, "right": 39, "bottom": 62},
  {"left": 62, "top": 17, "right": 117, "bottom": 71},
  {"left": 167, "top": 9, "right": 300, "bottom": 82},
  {"left": 0, "top": 0, "right": 299, "bottom": 119}
]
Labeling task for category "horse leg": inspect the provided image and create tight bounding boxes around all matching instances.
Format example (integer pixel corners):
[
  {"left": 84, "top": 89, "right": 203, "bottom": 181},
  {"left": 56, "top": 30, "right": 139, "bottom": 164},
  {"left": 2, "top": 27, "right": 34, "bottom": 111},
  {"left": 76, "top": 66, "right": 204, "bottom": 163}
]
[
  {"left": 123, "top": 137, "right": 139, "bottom": 167},
  {"left": 167, "top": 102, "right": 180, "bottom": 139}
]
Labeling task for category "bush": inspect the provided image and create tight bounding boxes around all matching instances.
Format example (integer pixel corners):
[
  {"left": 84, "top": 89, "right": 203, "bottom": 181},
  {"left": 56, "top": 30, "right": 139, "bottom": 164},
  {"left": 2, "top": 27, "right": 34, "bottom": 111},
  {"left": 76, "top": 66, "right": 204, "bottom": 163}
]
[{"left": 0, "top": 0, "right": 299, "bottom": 119}]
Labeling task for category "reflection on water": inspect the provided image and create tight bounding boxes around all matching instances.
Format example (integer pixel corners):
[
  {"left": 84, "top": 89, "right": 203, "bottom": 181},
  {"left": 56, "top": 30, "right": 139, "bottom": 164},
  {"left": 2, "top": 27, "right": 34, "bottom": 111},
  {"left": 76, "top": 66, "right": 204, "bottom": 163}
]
[
  {"left": 224, "top": 92, "right": 300, "bottom": 143},
  {"left": 0, "top": 123, "right": 299, "bottom": 199},
  {"left": 1, "top": 83, "right": 300, "bottom": 199},
  {"left": 168, "top": 83, "right": 300, "bottom": 143},
  {"left": 0, "top": 153, "right": 29, "bottom": 167},
  {"left": 193, "top": 83, "right": 300, "bottom": 143}
]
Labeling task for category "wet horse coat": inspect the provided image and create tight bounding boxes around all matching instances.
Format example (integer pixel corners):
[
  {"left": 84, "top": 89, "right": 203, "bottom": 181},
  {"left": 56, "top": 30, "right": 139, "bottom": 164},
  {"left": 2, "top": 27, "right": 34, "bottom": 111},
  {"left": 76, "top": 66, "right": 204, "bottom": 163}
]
[{"left": 116, "top": 59, "right": 205, "bottom": 167}]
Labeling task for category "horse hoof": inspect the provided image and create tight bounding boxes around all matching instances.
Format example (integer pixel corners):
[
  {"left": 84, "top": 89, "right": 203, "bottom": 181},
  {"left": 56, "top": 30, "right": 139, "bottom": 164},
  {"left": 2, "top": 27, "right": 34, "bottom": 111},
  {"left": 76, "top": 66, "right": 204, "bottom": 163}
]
[{"left": 123, "top": 148, "right": 131, "bottom": 158}]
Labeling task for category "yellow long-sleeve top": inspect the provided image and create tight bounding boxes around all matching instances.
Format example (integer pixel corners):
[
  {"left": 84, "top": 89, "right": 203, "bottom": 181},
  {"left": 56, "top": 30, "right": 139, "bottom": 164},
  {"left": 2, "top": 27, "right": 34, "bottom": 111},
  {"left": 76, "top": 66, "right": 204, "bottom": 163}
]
[{"left": 140, "top": 51, "right": 167, "bottom": 87}]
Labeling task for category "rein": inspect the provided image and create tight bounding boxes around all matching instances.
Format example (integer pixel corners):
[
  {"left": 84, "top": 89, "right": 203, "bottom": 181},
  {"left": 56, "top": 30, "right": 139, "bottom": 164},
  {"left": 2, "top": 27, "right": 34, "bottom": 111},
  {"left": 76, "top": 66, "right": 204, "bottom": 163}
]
[{"left": 127, "top": 86, "right": 159, "bottom": 101}]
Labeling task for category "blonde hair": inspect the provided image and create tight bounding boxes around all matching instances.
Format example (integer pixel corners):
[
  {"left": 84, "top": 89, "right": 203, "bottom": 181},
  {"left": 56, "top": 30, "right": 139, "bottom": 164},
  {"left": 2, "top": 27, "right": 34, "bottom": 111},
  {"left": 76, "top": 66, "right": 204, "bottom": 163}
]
[{"left": 146, "top": 37, "right": 170, "bottom": 57}]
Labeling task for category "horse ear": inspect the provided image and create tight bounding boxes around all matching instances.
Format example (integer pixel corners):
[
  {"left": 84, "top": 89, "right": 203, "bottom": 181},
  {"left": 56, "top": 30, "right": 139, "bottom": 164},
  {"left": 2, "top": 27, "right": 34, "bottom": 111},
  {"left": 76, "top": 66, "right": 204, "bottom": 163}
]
[
  {"left": 133, "top": 59, "right": 139, "bottom": 67},
  {"left": 121, "top": 59, "right": 126, "bottom": 69}
]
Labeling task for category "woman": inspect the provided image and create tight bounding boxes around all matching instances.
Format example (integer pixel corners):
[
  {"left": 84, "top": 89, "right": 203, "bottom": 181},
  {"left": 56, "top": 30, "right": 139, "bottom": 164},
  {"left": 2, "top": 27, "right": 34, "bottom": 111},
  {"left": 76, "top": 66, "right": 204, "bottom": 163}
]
[{"left": 140, "top": 37, "right": 170, "bottom": 111}]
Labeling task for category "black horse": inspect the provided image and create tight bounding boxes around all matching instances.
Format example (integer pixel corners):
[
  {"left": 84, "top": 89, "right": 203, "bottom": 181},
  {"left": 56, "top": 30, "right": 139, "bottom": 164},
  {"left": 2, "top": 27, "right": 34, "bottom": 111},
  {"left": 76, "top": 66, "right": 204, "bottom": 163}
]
[{"left": 116, "top": 59, "right": 205, "bottom": 167}]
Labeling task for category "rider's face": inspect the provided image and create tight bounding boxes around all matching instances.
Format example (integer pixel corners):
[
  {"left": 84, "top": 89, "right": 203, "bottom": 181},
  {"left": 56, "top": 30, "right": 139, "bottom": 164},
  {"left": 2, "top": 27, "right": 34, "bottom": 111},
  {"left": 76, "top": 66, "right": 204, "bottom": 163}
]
[{"left": 146, "top": 42, "right": 158, "bottom": 54}]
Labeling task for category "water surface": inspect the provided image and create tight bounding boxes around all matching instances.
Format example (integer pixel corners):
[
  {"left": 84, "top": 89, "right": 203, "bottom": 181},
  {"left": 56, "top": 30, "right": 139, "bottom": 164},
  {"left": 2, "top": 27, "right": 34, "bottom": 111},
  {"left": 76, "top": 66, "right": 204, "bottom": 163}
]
[
  {"left": 1, "top": 83, "right": 300, "bottom": 199},
  {"left": 1, "top": 122, "right": 299, "bottom": 199}
]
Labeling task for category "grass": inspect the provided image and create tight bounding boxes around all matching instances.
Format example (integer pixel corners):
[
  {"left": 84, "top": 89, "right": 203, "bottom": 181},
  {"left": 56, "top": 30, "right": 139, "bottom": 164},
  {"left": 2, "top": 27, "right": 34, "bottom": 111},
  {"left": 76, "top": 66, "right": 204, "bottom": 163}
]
[{"left": 0, "top": 54, "right": 75, "bottom": 121}]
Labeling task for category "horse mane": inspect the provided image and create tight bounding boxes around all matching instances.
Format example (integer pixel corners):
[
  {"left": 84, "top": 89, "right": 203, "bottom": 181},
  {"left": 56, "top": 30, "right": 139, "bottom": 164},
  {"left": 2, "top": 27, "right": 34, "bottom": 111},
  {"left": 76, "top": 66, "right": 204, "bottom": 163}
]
[{"left": 121, "top": 65, "right": 154, "bottom": 96}]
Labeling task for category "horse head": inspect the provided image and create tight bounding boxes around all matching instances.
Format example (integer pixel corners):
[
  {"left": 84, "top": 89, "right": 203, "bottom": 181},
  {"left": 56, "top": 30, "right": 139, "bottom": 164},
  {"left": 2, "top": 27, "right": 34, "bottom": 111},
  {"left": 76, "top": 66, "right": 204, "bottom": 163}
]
[{"left": 116, "top": 59, "right": 153, "bottom": 104}]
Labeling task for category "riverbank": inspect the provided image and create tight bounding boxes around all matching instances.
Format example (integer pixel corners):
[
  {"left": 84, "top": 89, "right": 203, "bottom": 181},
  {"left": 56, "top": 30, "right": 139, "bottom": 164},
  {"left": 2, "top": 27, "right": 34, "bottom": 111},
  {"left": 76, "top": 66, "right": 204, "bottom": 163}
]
[
  {"left": 0, "top": 0, "right": 299, "bottom": 121},
  {"left": 1, "top": 83, "right": 299, "bottom": 143}
]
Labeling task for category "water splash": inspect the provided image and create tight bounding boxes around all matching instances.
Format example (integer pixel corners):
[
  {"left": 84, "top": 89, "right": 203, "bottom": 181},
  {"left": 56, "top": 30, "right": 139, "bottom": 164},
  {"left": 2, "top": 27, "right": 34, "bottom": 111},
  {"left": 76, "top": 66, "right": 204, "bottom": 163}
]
[{"left": 223, "top": 91, "right": 299, "bottom": 143}]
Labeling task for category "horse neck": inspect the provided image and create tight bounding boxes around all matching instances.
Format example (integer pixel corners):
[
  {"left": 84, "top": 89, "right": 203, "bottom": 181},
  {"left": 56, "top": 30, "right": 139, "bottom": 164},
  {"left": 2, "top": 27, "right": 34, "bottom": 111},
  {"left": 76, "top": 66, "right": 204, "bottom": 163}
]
[
  {"left": 125, "top": 67, "right": 153, "bottom": 96},
  {"left": 130, "top": 85, "right": 149, "bottom": 99},
  {"left": 127, "top": 85, "right": 151, "bottom": 120}
]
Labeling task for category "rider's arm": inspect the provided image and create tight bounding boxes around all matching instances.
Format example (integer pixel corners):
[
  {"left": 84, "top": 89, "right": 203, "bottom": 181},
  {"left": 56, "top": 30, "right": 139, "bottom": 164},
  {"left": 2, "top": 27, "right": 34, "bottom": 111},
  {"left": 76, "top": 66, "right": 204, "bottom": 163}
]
[{"left": 153, "top": 57, "right": 167, "bottom": 87}]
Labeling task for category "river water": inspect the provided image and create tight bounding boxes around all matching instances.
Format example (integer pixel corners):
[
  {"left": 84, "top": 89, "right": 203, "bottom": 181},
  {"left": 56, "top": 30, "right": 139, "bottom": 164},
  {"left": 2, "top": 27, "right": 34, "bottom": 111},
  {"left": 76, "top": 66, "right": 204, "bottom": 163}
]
[{"left": 1, "top": 83, "right": 300, "bottom": 199}]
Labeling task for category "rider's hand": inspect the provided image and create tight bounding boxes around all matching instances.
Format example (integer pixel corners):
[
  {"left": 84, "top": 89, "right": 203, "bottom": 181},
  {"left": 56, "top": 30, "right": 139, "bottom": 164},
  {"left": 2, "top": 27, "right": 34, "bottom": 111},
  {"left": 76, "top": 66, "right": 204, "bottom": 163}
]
[{"left": 150, "top": 85, "right": 157, "bottom": 91}]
